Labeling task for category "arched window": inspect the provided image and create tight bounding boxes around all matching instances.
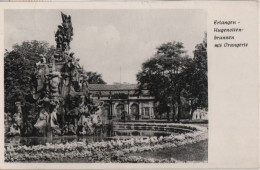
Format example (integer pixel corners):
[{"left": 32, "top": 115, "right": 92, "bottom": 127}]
[
  {"left": 131, "top": 104, "right": 139, "bottom": 115},
  {"left": 131, "top": 103, "right": 139, "bottom": 120},
  {"left": 116, "top": 104, "right": 124, "bottom": 117}
]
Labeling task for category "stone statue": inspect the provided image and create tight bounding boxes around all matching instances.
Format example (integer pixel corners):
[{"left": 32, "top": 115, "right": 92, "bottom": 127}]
[
  {"left": 61, "top": 12, "right": 73, "bottom": 43},
  {"left": 29, "top": 12, "right": 99, "bottom": 138},
  {"left": 50, "top": 107, "right": 61, "bottom": 135},
  {"left": 62, "top": 123, "right": 69, "bottom": 135},
  {"left": 60, "top": 75, "right": 70, "bottom": 98},
  {"left": 36, "top": 54, "right": 47, "bottom": 66},
  {"left": 74, "top": 58, "right": 81, "bottom": 69},
  {"left": 53, "top": 53, "right": 64, "bottom": 62},
  {"left": 49, "top": 62, "right": 62, "bottom": 97},
  {"left": 78, "top": 75, "right": 84, "bottom": 90},
  {"left": 4, "top": 112, "right": 11, "bottom": 136},
  {"left": 55, "top": 25, "right": 64, "bottom": 50},
  {"left": 77, "top": 126, "right": 86, "bottom": 135},
  {"left": 91, "top": 102, "right": 103, "bottom": 127},
  {"left": 83, "top": 115, "right": 94, "bottom": 135},
  {"left": 7, "top": 102, "right": 23, "bottom": 136},
  {"left": 49, "top": 73, "right": 61, "bottom": 96},
  {"left": 56, "top": 12, "right": 74, "bottom": 52},
  {"left": 7, "top": 123, "right": 20, "bottom": 136},
  {"left": 13, "top": 102, "right": 23, "bottom": 125},
  {"left": 82, "top": 74, "right": 89, "bottom": 95},
  {"left": 34, "top": 107, "right": 49, "bottom": 135},
  {"left": 68, "top": 123, "right": 76, "bottom": 135},
  {"left": 35, "top": 64, "right": 49, "bottom": 94},
  {"left": 69, "top": 52, "right": 75, "bottom": 60},
  {"left": 77, "top": 100, "right": 103, "bottom": 135}
]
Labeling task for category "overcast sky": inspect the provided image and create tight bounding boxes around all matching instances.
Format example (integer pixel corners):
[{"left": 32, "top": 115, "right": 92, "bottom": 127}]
[{"left": 5, "top": 9, "right": 206, "bottom": 84}]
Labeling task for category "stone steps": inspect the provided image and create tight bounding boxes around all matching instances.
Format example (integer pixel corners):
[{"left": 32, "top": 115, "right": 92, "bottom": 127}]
[
  {"left": 115, "top": 127, "right": 191, "bottom": 132},
  {"left": 112, "top": 123, "right": 194, "bottom": 136},
  {"left": 113, "top": 129, "right": 174, "bottom": 136},
  {"left": 113, "top": 123, "right": 197, "bottom": 130}
]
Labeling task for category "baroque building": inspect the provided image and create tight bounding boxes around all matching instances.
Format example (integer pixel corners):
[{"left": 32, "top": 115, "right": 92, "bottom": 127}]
[{"left": 88, "top": 84, "right": 155, "bottom": 121}]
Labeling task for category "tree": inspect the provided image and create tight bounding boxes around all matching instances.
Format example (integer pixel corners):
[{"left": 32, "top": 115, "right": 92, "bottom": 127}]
[
  {"left": 193, "top": 34, "right": 207, "bottom": 109},
  {"left": 4, "top": 41, "right": 55, "bottom": 114},
  {"left": 86, "top": 71, "right": 106, "bottom": 84},
  {"left": 137, "top": 41, "right": 189, "bottom": 122},
  {"left": 12, "top": 40, "right": 55, "bottom": 60},
  {"left": 137, "top": 36, "right": 208, "bottom": 121},
  {"left": 5, "top": 40, "right": 107, "bottom": 114},
  {"left": 182, "top": 34, "right": 208, "bottom": 119}
]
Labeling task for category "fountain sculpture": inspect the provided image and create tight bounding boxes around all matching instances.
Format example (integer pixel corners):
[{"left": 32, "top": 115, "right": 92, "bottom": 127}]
[{"left": 7, "top": 12, "right": 103, "bottom": 137}]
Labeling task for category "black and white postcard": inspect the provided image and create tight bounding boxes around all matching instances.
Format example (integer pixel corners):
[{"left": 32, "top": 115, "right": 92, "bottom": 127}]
[{"left": 0, "top": 1, "right": 259, "bottom": 169}]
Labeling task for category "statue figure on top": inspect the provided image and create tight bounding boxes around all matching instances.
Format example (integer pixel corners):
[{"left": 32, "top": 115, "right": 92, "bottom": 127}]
[
  {"left": 55, "top": 25, "right": 64, "bottom": 51},
  {"left": 55, "top": 12, "right": 74, "bottom": 53},
  {"left": 61, "top": 12, "right": 73, "bottom": 43}
]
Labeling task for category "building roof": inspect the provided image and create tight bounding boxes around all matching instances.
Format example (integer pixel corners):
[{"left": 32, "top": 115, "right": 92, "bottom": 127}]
[{"left": 88, "top": 84, "right": 138, "bottom": 91}]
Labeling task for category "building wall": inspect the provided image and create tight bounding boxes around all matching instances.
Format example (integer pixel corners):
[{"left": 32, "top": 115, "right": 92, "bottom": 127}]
[{"left": 89, "top": 90, "right": 155, "bottom": 121}]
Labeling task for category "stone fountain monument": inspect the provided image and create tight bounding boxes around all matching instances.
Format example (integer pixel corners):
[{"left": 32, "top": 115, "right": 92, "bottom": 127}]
[
  {"left": 5, "top": 12, "right": 104, "bottom": 138},
  {"left": 29, "top": 12, "right": 102, "bottom": 137}
]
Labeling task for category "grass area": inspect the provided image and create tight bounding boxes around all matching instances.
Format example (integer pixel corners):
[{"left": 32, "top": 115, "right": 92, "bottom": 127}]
[{"left": 127, "top": 140, "right": 208, "bottom": 162}]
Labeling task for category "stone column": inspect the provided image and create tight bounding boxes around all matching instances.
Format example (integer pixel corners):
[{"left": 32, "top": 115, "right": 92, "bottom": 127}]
[
  {"left": 124, "top": 102, "right": 128, "bottom": 114},
  {"left": 151, "top": 107, "right": 154, "bottom": 119},
  {"left": 139, "top": 102, "right": 143, "bottom": 120},
  {"left": 112, "top": 102, "right": 116, "bottom": 118}
]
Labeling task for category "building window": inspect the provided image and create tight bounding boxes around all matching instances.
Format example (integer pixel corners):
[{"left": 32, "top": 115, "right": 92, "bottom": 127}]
[
  {"left": 144, "top": 107, "right": 150, "bottom": 116},
  {"left": 116, "top": 104, "right": 124, "bottom": 117},
  {"left": 131, "top": 104, "right": 139, "bottom": 116}
]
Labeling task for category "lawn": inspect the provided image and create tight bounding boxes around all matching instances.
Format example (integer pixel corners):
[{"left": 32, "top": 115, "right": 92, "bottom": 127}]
[{"left": 128, "top": 139, "right": 208, "bottom": 162}]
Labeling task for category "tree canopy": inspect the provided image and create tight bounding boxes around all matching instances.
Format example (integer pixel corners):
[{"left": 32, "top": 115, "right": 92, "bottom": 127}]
[
  {"left": 4, "top": 41, "right": 55, "bottom": 113},
  {"left": 86, "top": 71, "right": 106, "bottom": 84},
  {"left": 137, "top": 35, "right": 207, "bottom": 121},
  {"left": 184, "top": 34, "right": 208, "bottom": 110},
  {"left": 4, "top": 40, "right": 106, "bottom": 113}
]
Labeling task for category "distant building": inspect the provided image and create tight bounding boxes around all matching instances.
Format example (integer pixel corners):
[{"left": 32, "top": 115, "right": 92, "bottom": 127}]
[{"left": 88, "top": 84, "right": 155, "bottom": 120}]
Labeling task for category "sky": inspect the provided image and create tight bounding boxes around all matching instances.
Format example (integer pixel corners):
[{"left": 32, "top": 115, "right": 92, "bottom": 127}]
[{"left": 5, "top": 9, "right": 206, "bottom": 84}]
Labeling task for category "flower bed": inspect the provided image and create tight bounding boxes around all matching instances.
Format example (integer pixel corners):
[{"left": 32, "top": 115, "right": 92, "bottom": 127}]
[{"left": 5, "top": 124, "right": 208, "bottom": 163}]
